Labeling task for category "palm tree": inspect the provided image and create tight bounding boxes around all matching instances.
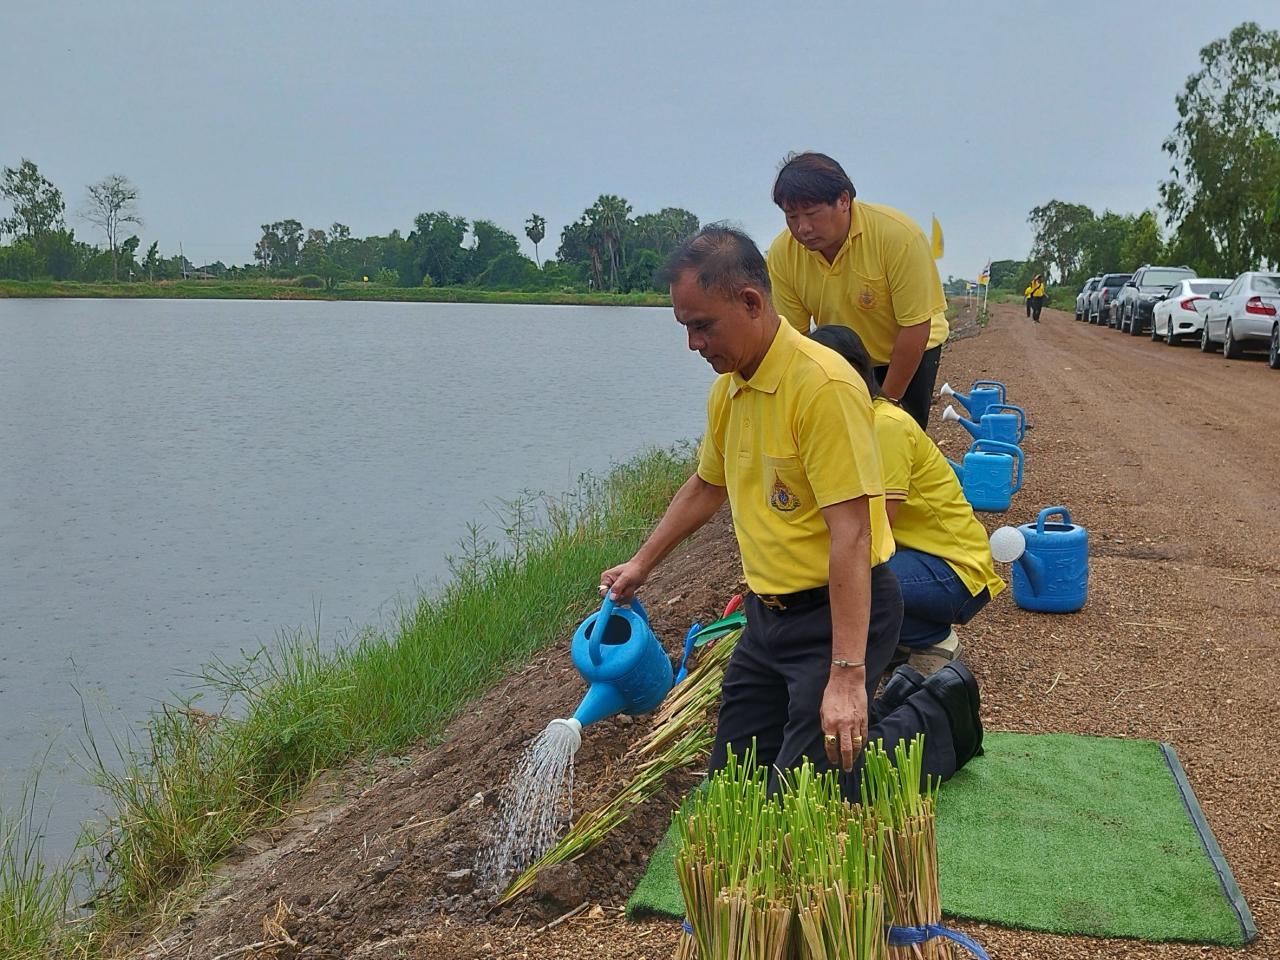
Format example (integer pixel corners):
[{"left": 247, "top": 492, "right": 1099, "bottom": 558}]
[
  {"left": 590, "top": 195, "right": 632, "bottom": 291},
  {"left": 659, "top": 207, "right": 699, "bottom": 252},
  {"left": 525, "top": 213, "right": 546, "bottom": 267},
  {"left": 556, "top": 215, "right": 604, "bottom": 290}
]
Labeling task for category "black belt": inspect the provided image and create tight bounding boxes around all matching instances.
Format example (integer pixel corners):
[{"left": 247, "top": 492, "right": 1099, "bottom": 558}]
[{"left": 752, "top": 585, "right": 829, "bottom": 612}]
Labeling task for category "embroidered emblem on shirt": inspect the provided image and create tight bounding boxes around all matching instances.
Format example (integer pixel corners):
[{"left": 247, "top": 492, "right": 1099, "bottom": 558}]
[
  {"left": 858, "top": 285, "right": 877, "bottom": 309},
  {"left": 769, "top": 475, "right": 801, "bottom": 512}
]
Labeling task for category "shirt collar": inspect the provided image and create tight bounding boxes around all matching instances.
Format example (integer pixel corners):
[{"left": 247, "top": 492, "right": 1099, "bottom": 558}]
[
  {"left": 847, "top": 199, "right": 865, "bottom": 241},
  {"left": 728, "top": 320, "right": 796, "bottom": 397}
]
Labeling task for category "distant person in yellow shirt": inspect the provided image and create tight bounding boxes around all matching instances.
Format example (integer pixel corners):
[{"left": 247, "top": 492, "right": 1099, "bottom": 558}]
[
  {"left": 1025, "top": 274, "right": 1046, "bottom": 323},
  {"left": 767, "top": 152, "right": 949, "bottom": 429},
  {"left": 601, "top": 225, "right": 983, "bottom": 795},
  {"left": 810, "top": 325, "right": 1006, "bottom": 675}
]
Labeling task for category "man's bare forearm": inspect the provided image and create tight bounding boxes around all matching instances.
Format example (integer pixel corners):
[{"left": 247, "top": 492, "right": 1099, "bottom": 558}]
[
  {"left": 820, "top": 497, "right": 874, "bottom": 768},
  {"left": 632, "top": 473, "right": 727, "bottom": 571},
  {"left": 827, "top": 519, "right": 871, "bottom": 669},
  {"left": 879, "top": 320, "right": 931, "bottom": 401}
]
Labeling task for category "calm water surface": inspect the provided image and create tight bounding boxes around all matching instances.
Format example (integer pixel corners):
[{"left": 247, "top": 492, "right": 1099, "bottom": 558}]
[{"left": 0, "top": 298, "right": 712, "bottom": 855}]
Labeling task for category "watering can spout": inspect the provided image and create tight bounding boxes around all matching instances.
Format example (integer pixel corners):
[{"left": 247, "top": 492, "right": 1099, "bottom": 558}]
[
  {"left": 546, "top": 717, "right": 583, "bottom": 754},
  {"left": 942, "top": 404, "right": 982, "bottom": 440},
  {"left": 571, "top": 683, "right": 630, "bottom": 729},
  {"left": 947, "top": 457, "right": 963, "bottom": 480},
  {"left": 989, "top": 525, "right": 1045, "bottom": 595},
  {"left": 1017, "top": 552, "right": 1047, "bottom": 596}
]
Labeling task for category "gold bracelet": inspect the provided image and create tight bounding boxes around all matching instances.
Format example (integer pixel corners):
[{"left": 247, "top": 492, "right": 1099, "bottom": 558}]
[{"left": 832, "top": 659, "right": 865, "bottom": 669}]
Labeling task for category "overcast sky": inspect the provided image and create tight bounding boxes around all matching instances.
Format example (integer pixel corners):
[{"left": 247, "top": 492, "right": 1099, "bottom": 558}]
[{"left": 3, "top": 1, "right": 1278, "bottom": 283}]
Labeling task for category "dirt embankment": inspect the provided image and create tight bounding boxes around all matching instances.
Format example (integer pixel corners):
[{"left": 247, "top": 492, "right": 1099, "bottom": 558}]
[{"left": 133, "top": 302, "right": 1279, "bottom": 960}]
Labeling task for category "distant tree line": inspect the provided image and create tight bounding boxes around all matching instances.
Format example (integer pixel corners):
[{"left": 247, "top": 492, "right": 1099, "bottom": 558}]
[
  {"left": 1011, "top": 21, "right": 1280, "bottom": 294},
  {"left": 244, "top": 197, "right": 699, "bottom": 293},
  {"left": 0, "top": 162, "right": 159, "bottom": 283},
  {"left": 0, "top": 160, "right": 701, "bottom": 294}
]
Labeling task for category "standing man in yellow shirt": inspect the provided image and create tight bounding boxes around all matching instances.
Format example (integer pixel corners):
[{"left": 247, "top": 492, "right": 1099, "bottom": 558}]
[
  {"left": 1026, "top": 274, "right": 1047, "bottom": 323},
  {"left": 600, "top": 225, "right": 982, "bottom": 795},
  {"left": 767, "top": 152, "right": 949, "bottom": 428}
]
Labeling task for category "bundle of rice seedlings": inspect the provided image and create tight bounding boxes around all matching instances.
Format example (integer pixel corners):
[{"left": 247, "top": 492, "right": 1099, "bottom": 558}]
[
  {"left": 861, "top": 736, "right": 950, "bottom": 960},
  {"left": 675, "top": 749, "right": 793, "bottom": 960},
  {"left": 638, "top": 626, "right": 740, "bottom": 759},
  {"left": 677, "top": 738, "right": 944, "bottom": 960},
  {"left": 785, "top": 763, "right": 886, "bottom": 960}
]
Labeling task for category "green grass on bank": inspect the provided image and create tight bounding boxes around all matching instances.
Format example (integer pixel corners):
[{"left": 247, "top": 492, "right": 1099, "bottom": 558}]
[
  {"left": 0, "top": 279, "right": 670, "bottom": 307},
  {"left": 0, "top": 778, "right": 75, "bottom": 960},
  {"left": 0, "top": 446, "right": 694, "bottom": 957}
]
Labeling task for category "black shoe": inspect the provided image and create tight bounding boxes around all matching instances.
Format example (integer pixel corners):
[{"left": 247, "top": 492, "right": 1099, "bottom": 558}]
[
  {"left": 878, "top": 664, "right": 926, "bottom": 712},
  {"left": 920, "top": 662, "right": 984, "bottom": 767}
]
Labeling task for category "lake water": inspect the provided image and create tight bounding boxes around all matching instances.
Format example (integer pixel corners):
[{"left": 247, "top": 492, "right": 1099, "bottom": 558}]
[{"left": 0, "top": 297, "right": 712, "bottom": 857}]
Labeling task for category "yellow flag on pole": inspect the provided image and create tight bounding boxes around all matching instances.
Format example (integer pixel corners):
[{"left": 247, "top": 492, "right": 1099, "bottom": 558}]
[{"left": 930, "top": 214, "right": 944, "bottom": 259}]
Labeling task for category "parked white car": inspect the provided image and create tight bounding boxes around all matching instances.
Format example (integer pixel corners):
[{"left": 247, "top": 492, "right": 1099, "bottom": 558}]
[
  {"left": 1152, "top": 278, "right": 1230, "bottom": 345},
  {"left": 1201, "top": 272, "right": 1280, "bottom": 363}
]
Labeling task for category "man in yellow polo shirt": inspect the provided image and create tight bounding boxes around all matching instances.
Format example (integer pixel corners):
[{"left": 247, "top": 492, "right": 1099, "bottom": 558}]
[
  {"left": 1025, "top": 274, "right": 1047, "bottom": 323},
  {"left": 600, "top": 225, "right": 982, "bottom": 794},
  {"left": 811, "top": 325, "right": 1005, "bottom": 674},
  {"left": 767, "top": 152, "right": 949, "bottom": 428}
]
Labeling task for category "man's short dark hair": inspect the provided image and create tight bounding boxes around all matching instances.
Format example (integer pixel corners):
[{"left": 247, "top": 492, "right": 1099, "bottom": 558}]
[
  {"left": 772, "top": 152, "right": 857, "bottom": 209},
  {"left": 808, "top": 325, "right": 881, "bottom": 398},
  {"left": 659, "top": 223, "right": 771, "bottom": 300}
]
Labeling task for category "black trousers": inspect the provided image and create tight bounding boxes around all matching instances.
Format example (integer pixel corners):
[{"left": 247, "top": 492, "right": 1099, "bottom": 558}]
[
  {"left": 1029, "top": 296, "right": 1045, "bottom": 322},
  {"left": 709, "top": 564, "right": 953, "bottom": 799},
  {"left": 874, "top": 343, "right": 942, "bottom": 430}
]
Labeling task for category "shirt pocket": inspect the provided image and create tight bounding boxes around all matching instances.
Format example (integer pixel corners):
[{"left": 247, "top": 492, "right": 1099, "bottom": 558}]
[
  {"left": 851, "top": 268, "right": 891, "bottom": 316},
  {"left": 762, "top": 454, "right": 814, "bottom": 522}
]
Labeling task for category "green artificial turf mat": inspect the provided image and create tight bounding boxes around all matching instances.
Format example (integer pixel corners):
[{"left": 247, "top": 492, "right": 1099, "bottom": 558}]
[
  {"left": 626, "top": 814, "right": 683, "bottom": 920},
  {"left": 627, "top": 732, "right": 1255, "bottom": 946}
]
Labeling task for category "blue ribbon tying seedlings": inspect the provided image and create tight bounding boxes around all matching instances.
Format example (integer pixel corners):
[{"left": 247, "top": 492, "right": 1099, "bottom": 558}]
[
  {"left": 888, "top": 923, "right": 990, "bottom": 958},
  {"left": 681, "top": 918, "right": 988, "bottom": 958}
]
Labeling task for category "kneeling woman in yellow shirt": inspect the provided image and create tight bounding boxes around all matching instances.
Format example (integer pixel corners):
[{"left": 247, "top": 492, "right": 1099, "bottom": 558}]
[{"left": 810, "top": 326, "right": 1005, "bottom": 670}]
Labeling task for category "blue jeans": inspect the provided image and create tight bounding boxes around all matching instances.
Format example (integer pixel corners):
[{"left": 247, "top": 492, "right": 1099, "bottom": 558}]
[{"left": 887, "top": 548, "right": 991, "bottom": 649}]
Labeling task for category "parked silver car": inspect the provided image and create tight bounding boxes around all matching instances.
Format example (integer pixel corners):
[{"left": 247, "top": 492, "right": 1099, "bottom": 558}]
[
  {"left": 1151, "top": 278, "right": 1230, "bottom": 345},
  {"left": 1075, "top": 277, "right": 1100, "bottom": 321},
  {"left": 1201, "top": 272, "right": 1280, "bottom": 363}
]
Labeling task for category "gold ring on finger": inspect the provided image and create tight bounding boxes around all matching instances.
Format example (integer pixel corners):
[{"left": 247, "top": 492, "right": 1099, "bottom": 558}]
[{"left": 824, "top": 734, "right": 837, "bottom": 744}]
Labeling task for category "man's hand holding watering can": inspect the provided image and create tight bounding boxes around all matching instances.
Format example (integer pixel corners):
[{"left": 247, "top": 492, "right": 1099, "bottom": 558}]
[{"left": 599, "top": 559, "right": 650, "bottom": 604}]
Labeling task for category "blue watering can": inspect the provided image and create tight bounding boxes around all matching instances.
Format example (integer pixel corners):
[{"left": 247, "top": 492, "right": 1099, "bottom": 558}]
[
  {"left": 947, "top": 439, "right": 1024, "bottom": 512},
  {"left": 942, "top": 402, "right": 1027, "bottom": 445},
  {"left": 990, "top": 506, "right": 1089, "bottom": 613},
  {"left": 938, "top": 379, "right": 1008, "bottom": 421},
  {"left": 567, "top": 595, "right": 673, "bottom": 730}
]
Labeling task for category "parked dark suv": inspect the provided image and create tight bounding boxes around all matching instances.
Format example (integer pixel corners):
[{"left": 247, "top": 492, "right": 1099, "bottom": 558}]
[
  {"left": 1087, "top": 273, "right": 1131, "bottom": 324},
  {"left": 1116, "top": 265, "right": 1197, "bottom": 336}
]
